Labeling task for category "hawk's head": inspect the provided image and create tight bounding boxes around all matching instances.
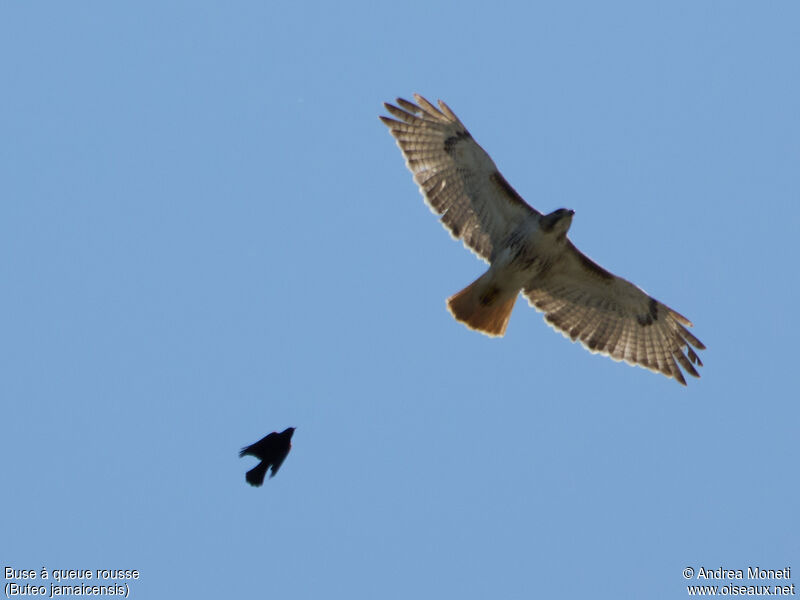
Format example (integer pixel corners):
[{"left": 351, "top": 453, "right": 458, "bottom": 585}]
[{"left": 540, "top": 208, "right": 575, "bottom": 239}]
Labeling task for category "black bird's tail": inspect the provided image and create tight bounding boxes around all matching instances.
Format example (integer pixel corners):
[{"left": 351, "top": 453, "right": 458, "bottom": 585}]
[
  {"left": 245, "top": 462, "right": 269, "bottom": 487},
  {"left": 238, "top": 446, "right": 251, "bottom": 458}
]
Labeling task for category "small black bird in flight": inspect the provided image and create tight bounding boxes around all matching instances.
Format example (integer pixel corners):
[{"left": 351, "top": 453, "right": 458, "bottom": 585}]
[{"left": 239, "top": 427, "right": 295, "bottom": 487}]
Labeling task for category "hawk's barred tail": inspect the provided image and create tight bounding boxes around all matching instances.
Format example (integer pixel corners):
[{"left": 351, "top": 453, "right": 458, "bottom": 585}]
[{"left": 447, "top": 275, "right": 517, "bottom": 338}]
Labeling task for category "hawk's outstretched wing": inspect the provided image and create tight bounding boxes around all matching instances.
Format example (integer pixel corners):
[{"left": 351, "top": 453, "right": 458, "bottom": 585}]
[
  {"left": 523, "top": 242, "right": 705, "bottom": 385},
  {"left": 380, "top": 94, "right": 538, "bottom": 262}
]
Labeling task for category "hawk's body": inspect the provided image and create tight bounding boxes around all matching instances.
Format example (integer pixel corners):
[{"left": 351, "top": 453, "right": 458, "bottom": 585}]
[{"left": 381, "top": 95, "right": 705, "bottom": 385}]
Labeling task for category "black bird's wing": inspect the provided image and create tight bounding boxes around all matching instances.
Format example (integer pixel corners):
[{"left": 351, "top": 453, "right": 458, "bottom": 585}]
[
  {"left": 269, "top": 448, "right": 291, "bottom": 478},
  {"left": 239, "top": 431, "right": 280, "bottom": 458}
]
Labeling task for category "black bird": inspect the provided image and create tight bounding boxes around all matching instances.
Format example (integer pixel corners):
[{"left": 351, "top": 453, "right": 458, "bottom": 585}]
[{"left": 239, "top": 427, "right": 295, "bottom": 487}]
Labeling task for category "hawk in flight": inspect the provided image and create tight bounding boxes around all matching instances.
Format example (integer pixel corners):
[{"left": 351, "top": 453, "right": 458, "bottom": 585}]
[
  {"left": 239, "top": 427, "right": 295, "bottom": 486},
  {"left": 380, "top": 95, "right": 705, "bottom": 385}
]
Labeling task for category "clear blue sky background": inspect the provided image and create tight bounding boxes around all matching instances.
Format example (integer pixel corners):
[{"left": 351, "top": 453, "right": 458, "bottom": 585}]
[{"left": 2, "top": 2, "right": 798, "bottom": 598}]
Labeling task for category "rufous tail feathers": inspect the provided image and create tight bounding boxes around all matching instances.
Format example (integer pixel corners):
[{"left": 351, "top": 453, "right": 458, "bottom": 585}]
[{"left": 446, "top": 275, "right": 517, "bottom": 337}]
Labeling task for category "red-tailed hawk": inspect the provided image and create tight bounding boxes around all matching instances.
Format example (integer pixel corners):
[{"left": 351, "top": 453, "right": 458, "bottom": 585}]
[{"left": 380, "top": 95, "right": 705, "bottom": 385}]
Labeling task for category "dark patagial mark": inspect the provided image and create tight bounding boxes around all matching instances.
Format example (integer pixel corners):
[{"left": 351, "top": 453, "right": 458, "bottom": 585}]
[
  {"left": 570, "top": 242, "right": 614, "bottom": 281},
  {"left": 649, "top": 298, "right": 659, "bottom": 319},
  {"left": 489, "top": 172, "right": 529, "bottom": 207},
  {"left": 637, "top": 298, "right": 660, "bottom": 327},
  {"left": 443, "top": 130, "right": 472, "bottom": 155}
]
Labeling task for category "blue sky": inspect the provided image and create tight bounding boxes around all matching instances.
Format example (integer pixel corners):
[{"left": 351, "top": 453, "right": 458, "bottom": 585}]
[{"left": 2, "top": 2, "right": 798, "bottom": 598}]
